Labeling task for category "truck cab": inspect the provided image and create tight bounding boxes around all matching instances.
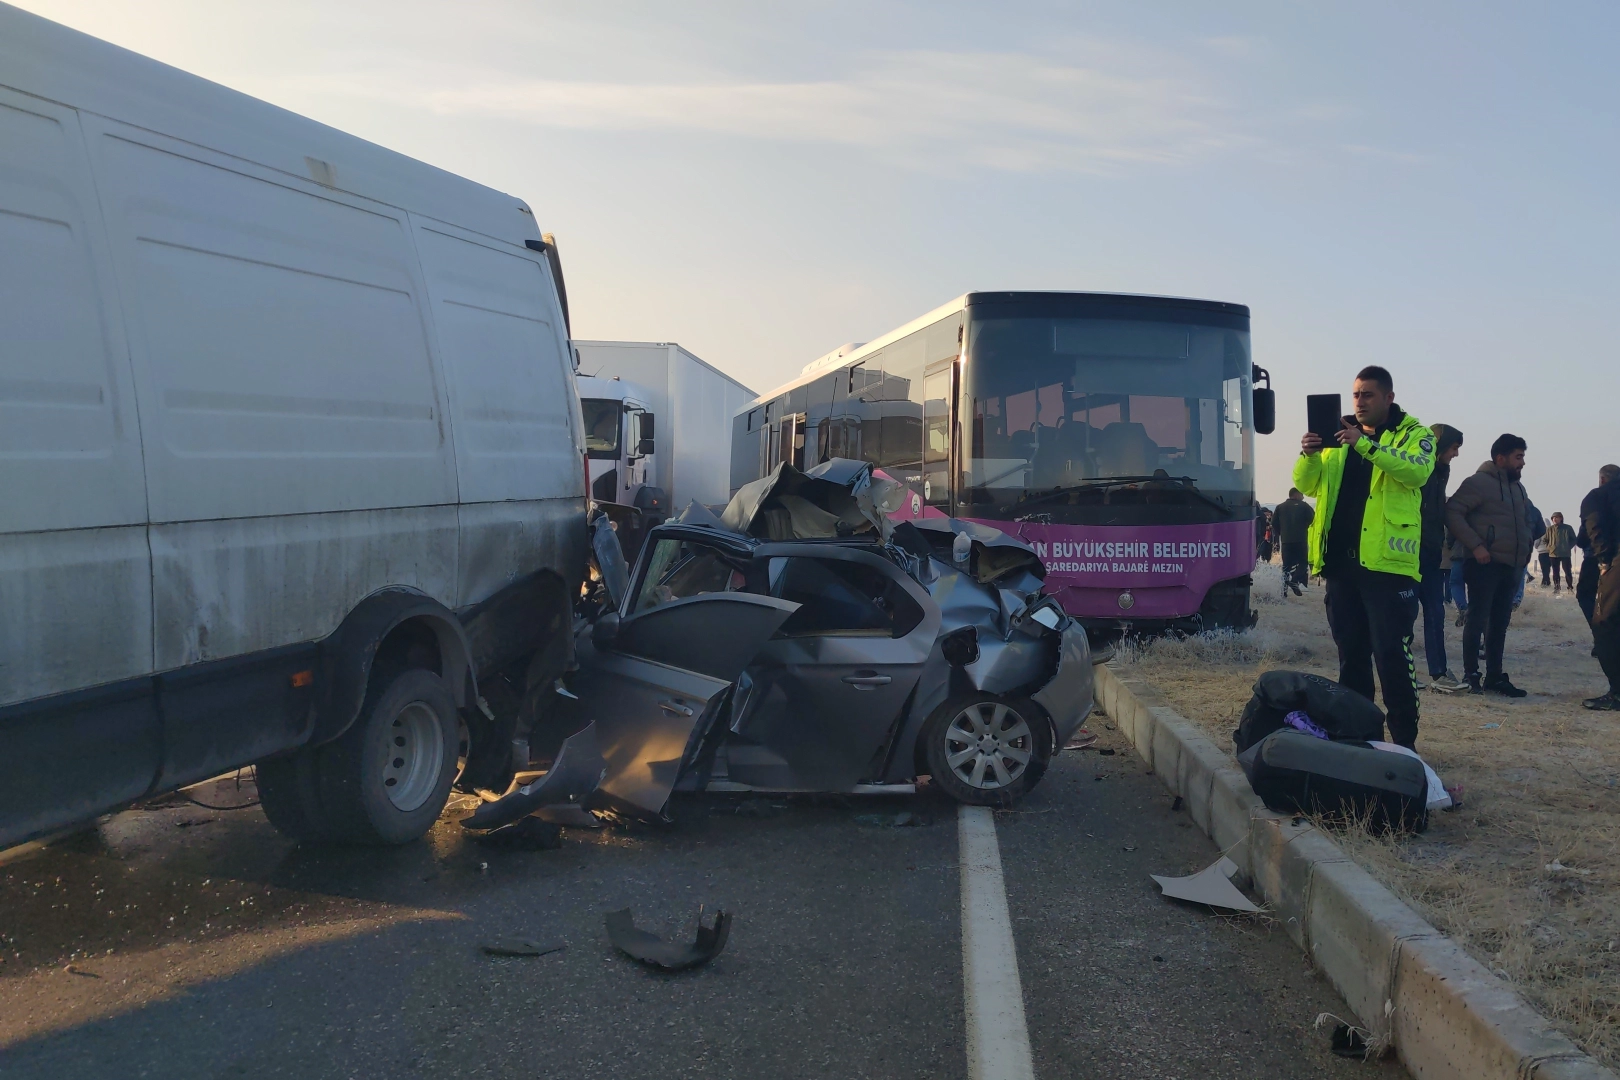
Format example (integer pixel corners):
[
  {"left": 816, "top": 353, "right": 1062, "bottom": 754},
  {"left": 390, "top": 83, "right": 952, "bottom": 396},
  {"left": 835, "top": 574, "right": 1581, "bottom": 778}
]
[{"left": 579, "top": 375, "right": 665, "bottom": 540}]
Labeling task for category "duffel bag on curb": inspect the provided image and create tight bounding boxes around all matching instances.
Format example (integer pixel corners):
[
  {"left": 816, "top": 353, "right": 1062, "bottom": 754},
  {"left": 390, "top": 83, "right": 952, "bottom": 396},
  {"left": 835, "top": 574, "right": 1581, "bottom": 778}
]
[
  {"left": 1237, "top": 729, "right": 1429, "bottom": 833},
  {"left": 1233, "top": 669, "right": 1386, "bottom": 754}
]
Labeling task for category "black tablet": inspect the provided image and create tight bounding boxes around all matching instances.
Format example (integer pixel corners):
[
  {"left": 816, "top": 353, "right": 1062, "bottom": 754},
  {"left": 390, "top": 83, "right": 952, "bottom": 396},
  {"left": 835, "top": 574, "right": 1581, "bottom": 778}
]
[{"left": 1307, "top": 394, "right": 1344, "bottom": 443}]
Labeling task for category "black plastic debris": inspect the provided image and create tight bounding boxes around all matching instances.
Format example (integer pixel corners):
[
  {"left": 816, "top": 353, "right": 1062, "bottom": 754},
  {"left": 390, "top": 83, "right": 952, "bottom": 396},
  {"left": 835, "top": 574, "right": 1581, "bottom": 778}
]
[
  {"left": 853, "top": 811, "right": 932, "bottom": 827},
  {"left": 471, "top": 818, "right": 562, "bottom": 851},
  {"left": 605, "top": 908, "right": 731, "bottom": 972},
  {"left": 480, "top": 939, "right": 566, "bottom": 959},
  {"left": 1330, "top": 1023, "right": 1371, "bottom": 1058}
]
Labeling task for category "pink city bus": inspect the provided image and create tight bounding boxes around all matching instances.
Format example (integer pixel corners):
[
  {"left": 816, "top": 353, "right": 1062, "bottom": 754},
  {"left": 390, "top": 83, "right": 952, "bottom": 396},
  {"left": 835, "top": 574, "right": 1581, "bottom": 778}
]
[{"left": 730, "top": 292, "right": 1277, "bottom": 633}]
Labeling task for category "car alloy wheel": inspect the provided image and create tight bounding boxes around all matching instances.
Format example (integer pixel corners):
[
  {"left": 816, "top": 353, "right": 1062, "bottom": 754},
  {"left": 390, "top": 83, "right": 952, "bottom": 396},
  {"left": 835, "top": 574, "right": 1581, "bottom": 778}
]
[{"left": 944, "top": 700, "right": 1034, "bottom": 790}]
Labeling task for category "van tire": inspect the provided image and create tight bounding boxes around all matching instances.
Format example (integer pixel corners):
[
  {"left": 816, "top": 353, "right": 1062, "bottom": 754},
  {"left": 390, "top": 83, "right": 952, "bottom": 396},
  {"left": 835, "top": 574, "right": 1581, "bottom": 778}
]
[
  {"left": 314, "top": 668, "right": 459, "bottom": 845},
  {"left": 256, "top": 751, "right": 330, "bottom": 844}
]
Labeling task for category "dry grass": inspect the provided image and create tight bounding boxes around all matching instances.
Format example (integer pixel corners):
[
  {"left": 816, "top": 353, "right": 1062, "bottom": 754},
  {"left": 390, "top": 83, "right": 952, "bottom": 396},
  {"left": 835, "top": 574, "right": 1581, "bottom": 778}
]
[{"left": 1116, "top": 561, "right": 1620, "bottom": 1067}]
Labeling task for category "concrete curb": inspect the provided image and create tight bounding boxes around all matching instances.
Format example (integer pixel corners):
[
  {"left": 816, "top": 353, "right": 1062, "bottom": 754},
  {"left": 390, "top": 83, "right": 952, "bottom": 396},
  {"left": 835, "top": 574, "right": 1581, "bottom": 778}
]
[{"left": 1094, "top": 662, "right": 1616, "bottom": 1080}]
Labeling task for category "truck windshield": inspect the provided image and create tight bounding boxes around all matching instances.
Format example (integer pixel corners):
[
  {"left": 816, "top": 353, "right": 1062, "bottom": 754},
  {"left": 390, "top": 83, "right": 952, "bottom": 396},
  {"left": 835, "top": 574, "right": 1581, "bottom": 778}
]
[
  {"left": 963, "top": 314, "right": 1253, "bottom": 523},
  {"left": 581, "top": 398, "right": 621, "bottom": 458}
]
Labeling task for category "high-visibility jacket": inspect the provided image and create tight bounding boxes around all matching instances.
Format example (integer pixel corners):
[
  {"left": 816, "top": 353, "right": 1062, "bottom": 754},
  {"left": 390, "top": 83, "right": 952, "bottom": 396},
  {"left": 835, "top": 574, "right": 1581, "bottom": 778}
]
[{"left": 1291, "top": 406, "right": 1435, "bottom": 580}]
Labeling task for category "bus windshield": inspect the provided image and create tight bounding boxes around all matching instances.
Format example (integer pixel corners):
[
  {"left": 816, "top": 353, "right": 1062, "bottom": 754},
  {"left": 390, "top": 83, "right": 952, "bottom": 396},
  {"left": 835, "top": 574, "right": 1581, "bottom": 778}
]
[{"left": 963, "top": 314, "right": 1252, "bottom": 523}]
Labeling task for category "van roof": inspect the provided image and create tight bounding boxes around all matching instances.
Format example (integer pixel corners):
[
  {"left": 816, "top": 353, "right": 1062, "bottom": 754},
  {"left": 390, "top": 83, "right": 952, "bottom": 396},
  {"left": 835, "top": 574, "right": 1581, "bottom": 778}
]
[{"left": 0, "top": 2, "right": 539, "bottom": 245}]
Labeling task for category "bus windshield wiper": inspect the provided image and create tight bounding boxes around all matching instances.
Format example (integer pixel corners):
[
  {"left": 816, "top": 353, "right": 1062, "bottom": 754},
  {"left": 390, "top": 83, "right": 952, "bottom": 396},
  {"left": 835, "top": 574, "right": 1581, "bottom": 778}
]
[{"left": 1014, "top": 476, "right": 1234, "bottom": 517}]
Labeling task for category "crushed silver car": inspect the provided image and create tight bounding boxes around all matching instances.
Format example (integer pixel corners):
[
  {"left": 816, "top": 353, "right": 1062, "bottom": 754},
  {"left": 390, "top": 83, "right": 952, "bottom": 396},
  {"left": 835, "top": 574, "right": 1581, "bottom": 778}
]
[{"left": 473, "top": 459, "right": 1092, "bottom": 826}]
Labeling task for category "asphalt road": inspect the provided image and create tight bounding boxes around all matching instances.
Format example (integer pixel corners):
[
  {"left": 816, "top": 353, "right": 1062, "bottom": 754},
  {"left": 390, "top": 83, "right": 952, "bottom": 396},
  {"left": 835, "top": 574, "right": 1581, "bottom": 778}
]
[{"left": 0, "top": 722, "right": 1402, "bottom": 1079}]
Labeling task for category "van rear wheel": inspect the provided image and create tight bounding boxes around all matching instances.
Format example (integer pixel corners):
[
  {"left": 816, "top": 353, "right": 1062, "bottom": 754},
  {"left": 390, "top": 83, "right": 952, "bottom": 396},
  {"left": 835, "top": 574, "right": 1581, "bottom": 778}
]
[{"left": 314, "top": 668, "right": 460, "bottom": 845}]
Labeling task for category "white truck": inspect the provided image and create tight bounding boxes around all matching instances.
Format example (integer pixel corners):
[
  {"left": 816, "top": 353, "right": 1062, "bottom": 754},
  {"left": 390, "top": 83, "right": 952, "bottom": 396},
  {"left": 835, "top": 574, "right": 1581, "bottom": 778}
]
[
  {"left": 574, "top": 341, "right": 755, "bottom": 531},
  {"left": 0, "top": 3, "right": 587, "bottom": 849}
]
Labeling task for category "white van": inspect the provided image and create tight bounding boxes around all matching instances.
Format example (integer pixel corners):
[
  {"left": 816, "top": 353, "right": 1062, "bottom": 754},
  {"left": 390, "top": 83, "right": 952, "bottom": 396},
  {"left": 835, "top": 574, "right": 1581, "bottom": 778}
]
[{"left": 0, "top": 4, "right": 587, "bottom": 847}]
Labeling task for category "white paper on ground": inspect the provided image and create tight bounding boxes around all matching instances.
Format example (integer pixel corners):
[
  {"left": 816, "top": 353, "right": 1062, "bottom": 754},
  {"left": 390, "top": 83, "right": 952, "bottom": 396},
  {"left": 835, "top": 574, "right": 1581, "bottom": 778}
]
[
  {"left": 1151, "top": 855, "right": 1263, "bottom": 913},
  {"left": 1368, "top": 740, "right": 1452, "bottom": 809}
]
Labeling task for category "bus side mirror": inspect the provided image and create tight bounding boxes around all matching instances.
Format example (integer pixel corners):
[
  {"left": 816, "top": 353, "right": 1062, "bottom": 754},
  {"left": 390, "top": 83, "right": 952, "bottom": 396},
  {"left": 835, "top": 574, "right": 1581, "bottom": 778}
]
[
  {"left": 637, "top": 413, "right": 656, "bottom": 457},
  {"left": 1251, "top": 363, "right": 1275, "bottom": 435},
  {"left": 1253, "top": 388, "right": 1275, "bottom": 435}
]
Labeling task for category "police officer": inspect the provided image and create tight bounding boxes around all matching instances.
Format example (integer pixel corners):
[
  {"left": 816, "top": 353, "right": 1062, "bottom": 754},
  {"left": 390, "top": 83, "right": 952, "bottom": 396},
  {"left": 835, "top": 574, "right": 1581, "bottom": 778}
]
[{"left": 1294, "top": 365, "right": 1435, "bottom": 747}]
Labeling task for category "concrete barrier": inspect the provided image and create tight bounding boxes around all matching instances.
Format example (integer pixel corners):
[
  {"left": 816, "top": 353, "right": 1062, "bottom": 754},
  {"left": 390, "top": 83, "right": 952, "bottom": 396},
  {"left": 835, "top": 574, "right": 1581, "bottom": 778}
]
[{"left": 1095, "top": 662, "right": 1615, "bottom": 1080}]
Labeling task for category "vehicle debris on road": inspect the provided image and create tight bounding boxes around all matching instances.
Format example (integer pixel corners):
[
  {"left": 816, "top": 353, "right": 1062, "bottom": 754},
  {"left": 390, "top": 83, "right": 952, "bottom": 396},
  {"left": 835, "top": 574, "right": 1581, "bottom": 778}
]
[
  {"left": 479, "top": 939, "right": 566, "bottom": 959},
  {"left": 1151, "top": 855, "right": 1263, "bottom": 913},
  {"left": 605, "top": 908, "right": 732, "bottom": 972}
]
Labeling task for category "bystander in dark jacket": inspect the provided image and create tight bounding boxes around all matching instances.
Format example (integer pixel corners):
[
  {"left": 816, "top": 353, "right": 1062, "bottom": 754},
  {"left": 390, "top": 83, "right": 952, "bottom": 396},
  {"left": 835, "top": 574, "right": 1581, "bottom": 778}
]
[
  {"left": 1416, "top": 424, "right": 1464, "bottom": 690},
  {"left": 1446, "top": 435, "right": 1532, "bottom": 695},
  {"left": 1580, "top": 465, "right": 1620, "bottom": 709}
]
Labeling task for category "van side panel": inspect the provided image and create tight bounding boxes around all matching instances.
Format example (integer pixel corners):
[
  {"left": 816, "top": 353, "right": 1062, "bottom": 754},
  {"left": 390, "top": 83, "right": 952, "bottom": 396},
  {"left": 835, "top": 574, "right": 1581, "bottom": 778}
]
[
  {"left": 0, "top": 91, "right": 159, "bottom": 845},
  {"left": 411, "top": 219, "right": 579, "bottom": 508},
  {"left": 83, "top": 120, "right": 458, "bottom": 522},
  {"left": 411, "top": 217, "right": 587, "bottom": 612},
  {"left": 81, "top": 119, "right": 465, "bottom": 785}
]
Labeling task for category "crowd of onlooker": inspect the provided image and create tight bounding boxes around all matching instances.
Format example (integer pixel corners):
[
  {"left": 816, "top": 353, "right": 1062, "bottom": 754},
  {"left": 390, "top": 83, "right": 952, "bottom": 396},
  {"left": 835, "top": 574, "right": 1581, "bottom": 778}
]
[{"left": 1253, "top": 365, "right": 1619, "bottom": 748}]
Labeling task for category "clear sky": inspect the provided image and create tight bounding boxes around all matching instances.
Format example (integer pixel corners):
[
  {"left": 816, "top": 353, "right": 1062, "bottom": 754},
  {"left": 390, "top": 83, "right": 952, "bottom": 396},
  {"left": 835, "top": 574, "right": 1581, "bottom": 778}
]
[{"left": 15, "top": 0, "right": 1618, "bottom": 518}]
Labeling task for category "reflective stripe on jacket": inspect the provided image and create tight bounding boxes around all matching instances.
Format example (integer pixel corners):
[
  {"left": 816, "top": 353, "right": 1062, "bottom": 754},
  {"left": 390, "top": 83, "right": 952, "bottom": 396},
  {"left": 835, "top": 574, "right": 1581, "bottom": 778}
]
[{"left": 1291, "top": 409, "right": 1435, "bottom": 580}]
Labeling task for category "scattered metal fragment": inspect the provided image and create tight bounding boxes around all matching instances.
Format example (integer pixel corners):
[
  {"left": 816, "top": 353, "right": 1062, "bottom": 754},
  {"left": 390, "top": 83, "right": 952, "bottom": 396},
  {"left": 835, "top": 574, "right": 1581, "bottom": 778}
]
[
  {"left": 479, "top": 939, "right": 566, "bottom": 959},
  {"left": 605, "top": 908, "right": 731, "bottom": 971},
  {"left": 853, "top": 810, "right": 933, "bottom": 827},
  {"left": 471, "top": 818, "right": 563, "bottom": 851},
  {"left": 536, "top": 804, "right": 603, "bottom": 829},
  {"left": 1151, "top": 856, "right": 1262, "bottom": 913},
  {"left": 1064, "top": 729, "right": 1097, "bottom": 751}
]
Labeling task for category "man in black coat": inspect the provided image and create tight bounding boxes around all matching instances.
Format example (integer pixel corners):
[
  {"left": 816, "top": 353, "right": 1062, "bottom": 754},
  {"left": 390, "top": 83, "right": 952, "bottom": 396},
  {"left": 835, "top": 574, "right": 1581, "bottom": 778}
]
[{"left": 1580, "top": 464, "right": 1620, "bottom": 710}]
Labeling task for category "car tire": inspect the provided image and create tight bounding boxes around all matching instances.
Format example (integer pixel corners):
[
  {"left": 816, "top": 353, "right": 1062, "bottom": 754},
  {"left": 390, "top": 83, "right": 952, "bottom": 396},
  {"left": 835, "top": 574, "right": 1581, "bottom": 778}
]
[
  {"left": 923, "top": 694, "right": 1052, "bottom": 806},
  {"left": 313, "top": 668, "right": 460, "bottom": 845}
]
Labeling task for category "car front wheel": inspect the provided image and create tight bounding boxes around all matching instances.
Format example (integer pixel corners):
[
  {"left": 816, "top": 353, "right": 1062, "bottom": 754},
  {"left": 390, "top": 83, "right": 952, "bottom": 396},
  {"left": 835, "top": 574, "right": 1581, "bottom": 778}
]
[{"left": 923, "top": 695, "right": 1052, "bottom": 806}]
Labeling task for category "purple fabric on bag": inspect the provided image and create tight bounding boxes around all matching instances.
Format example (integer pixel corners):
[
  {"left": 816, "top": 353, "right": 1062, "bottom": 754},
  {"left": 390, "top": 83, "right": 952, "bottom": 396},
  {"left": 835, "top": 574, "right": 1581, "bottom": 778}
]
[{"left": 1284, "top": 710, "right": 1330, "bottom": 740}]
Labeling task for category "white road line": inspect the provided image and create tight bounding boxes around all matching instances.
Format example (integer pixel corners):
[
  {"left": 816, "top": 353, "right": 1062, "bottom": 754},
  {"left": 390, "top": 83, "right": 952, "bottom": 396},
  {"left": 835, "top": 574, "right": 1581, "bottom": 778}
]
[{"left": 959, "top": 804, "right": 1036, "bottom": 1080}]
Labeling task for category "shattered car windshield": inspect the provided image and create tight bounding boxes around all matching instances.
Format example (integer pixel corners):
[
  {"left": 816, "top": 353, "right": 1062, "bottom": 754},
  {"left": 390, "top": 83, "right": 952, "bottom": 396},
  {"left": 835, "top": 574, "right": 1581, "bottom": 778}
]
[{"left": 633, "top": 538, "right": 750, "bottom": 613}]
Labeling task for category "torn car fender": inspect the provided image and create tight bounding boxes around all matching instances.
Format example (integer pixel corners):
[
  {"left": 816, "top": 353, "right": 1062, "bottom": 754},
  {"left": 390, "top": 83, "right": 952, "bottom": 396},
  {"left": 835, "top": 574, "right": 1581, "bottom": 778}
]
[
  {"left": 461, "top": 721, "right": 606, "bottom": 832},
  {"left": 1030, "top": 623, "right": 1094, "bottom": 749}
]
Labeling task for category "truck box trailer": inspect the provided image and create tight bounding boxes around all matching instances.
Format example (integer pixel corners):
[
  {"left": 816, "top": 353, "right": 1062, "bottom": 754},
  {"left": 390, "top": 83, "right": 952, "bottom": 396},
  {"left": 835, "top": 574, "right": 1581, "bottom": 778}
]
[
  {"left": 0, "top": 2, "right": 587, "bottom": 849},
  {"left": 574, "top": 341, "right": 755, "bottom": 514}
]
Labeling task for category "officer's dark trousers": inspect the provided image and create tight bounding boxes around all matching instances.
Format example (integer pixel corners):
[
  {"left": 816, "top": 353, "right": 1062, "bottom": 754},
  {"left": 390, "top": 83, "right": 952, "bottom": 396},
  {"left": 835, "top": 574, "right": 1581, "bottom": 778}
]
[
  {"left": 1462, "top": 561, "right": 1517, "bottom": 681},
  {"left": 1324, "top": 566, "right": 1421, "bottom": 747}
]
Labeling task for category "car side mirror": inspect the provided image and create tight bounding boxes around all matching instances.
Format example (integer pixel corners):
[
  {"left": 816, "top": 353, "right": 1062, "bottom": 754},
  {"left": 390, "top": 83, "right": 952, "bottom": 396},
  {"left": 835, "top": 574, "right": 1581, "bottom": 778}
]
[
  {"left": 592, "top": 611, "right": 621, "bottom": 651},
  {"left": 637, "top": 413, "right": 655, "bottom": 457}
]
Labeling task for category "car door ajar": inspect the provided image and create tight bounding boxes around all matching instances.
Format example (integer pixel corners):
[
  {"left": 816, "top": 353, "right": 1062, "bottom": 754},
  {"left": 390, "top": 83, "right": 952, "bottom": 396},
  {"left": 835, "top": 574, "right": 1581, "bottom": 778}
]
[
  {"left": 731, "top": 546, "right": 940, "bottom": 791},
  {"left": 573, "top": 535, "right": 796, "bottom": 817}
]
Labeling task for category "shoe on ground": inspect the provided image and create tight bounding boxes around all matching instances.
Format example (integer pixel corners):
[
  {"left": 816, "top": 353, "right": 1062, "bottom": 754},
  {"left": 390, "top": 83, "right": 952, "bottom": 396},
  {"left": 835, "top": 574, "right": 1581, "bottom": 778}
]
[
  {"left": 1414, "top": 675, "right": 1428, "bottom": 690},
  {"left": 1290, "top": 582, "right": 1303, "bottom": 596},
  {"left": 1455, "top": 610, "right": 1466, "bottom": 627},
  {"left": 1483, "top": 674, "right": 1528, "bottom": 698},
  {"left": 1582, "top": 692, "right": 1620, "bottom": 711},
  {"left": 1464, "top": 672, "right": 1483, "bottom": 694},
  {"left": 1430, "top": 673, "right": 1469, "bottom": 693}
]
